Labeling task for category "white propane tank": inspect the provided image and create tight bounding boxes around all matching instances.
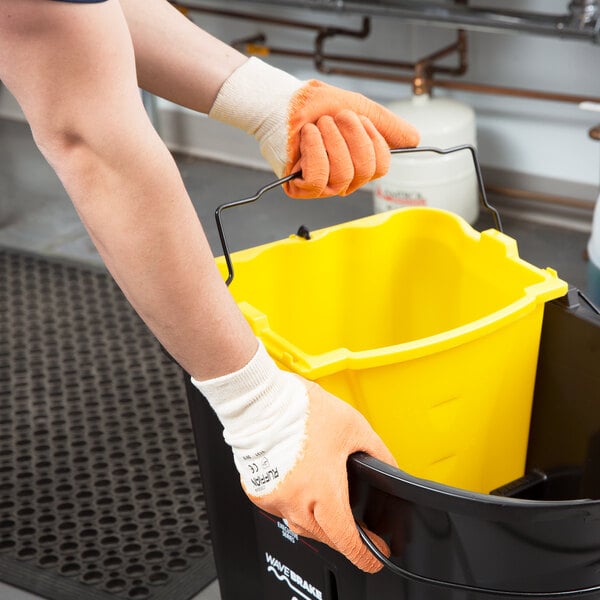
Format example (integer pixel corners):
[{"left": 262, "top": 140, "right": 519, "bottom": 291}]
[
  {"left": 374, "top": 93, "right": 479, "bottom": 223},
  {"left": 580, "top": 102, "right": 600, "bottom": 306},
  {"left": 588, "top": 192, "right": 600, "bottom": 305}
]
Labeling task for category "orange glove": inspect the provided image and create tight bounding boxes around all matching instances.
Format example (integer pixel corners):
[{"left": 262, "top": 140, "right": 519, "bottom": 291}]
[
  {"left": 209, "top": 57, "right": 419, "bottom": 198},
  {"left": 250, "top": 380, "right": 397, "bottom": 573},
  {"left": 191, "top": 340, "right": 396, "bottom": 573}
]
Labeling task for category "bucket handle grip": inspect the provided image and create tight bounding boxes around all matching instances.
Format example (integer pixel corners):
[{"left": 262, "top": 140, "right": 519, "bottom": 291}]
[
  {"left": 356, "top": 521, "right": 600, "bottom": 597},
  {"left": 215, "top": 144, "right": 502, "bottom": 286}
]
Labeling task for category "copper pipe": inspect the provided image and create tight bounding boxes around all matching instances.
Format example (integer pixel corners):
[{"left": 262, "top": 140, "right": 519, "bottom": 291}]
[
  {"left": 313, "top": 51, "right": 451, "bottom": 77},
  {"left": 309, "top": 28, "right": 600, "bottom": 104},
  {"left": 432, "top": 79, "right": 600, "bottom": 105},
  {"left": 176, "top": 3, "right": 465, "bottom": 80},
  {"left": 233, "top": 38, "right": 417, "bottom": 70},
  {"left": 415, "top": 30, "right": 468, "bottom": 78},
  {"left": 590, "top": 124, "right": 600, "bottom": 140},
  {"left": 413, "top": 30, "right": 467, "bottom": 94},
  {"left": 310, "top": 51, "right": 414, "bottom": 71},
  {"left": 313, "top": 19, "right": 416, "bottom": 75},
  {"left": 230, "top": 33, "right": 418, "bottom": 70},
  {"left": 315, "top": 64, "right": 415, "bottom": 85},
  {"left": 313, "top": 28, "right": 468, "bottom": 89},
  {"left": 174, "top": 2, "right": 600, "bottom": 106},
  {"left": 230, "top": 35, "right": 316, "bottom": 60},
  {"left": 308, "top": 59, "right": 600, "bottom": 105}
]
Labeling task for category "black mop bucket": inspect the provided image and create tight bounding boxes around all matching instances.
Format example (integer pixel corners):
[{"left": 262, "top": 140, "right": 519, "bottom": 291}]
[
  {"left": 199, "top": 147, "right": 600, "bottom": 599},
  {"left": 348, "top": 288, "right": 600, "bottom": 599}
]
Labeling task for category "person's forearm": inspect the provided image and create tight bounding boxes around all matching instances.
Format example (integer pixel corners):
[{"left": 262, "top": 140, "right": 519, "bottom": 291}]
[
  {"left": 61, "top": 128, "right": 258, "bottom": 380},
  {"left": 119, "top": 0, "right": 247, "bottom": 113},
  {"left": 0, "top": 0, "right": 257, "bottom": 380}
]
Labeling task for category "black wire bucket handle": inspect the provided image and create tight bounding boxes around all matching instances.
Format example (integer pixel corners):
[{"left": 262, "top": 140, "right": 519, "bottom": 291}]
[{"left": 215, "top": 144, "right": 503, "bottom": 287}]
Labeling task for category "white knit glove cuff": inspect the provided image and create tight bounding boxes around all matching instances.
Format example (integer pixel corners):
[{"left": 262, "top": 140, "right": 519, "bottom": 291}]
[
  {"left": 208, "top": 57, "right": 304, "bottom": 176},
  {"left": 190, "top": 340, "right": 308, "bottom": 496}
]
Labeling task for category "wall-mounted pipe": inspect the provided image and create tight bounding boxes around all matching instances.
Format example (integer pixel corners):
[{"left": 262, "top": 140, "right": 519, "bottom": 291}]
[
  {"left": 178, "top": 3, "right": 600, "bottom": 107},
  {"left": 313, "top": 22, "right": 468, "bottom": 95},
  {"left": 178, "top": 0, "right": 600, "bottom": 44}
]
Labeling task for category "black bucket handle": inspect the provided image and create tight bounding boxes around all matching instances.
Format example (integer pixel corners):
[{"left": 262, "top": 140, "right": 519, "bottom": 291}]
[
  {"left": 215, "top": 144, "right": 503, "bottom": 287},
  {"left": 350, "top": 450, "right": 600, "bottom": 598},
  {"left": 356, "top": 521, "right": 600, "bottom": 597}
]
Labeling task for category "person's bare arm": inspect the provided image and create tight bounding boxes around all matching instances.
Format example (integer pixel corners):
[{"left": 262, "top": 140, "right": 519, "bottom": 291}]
[
  {"left": 0, "top": 0, "right": 256, "bottom": 380},
  {"left": 119, "top": 0, "right": 247, "bottom": 113}
]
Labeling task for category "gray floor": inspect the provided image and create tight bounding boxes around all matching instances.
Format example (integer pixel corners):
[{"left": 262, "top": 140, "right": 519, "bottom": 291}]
[{"left": 0, "top": 117, "right": 594, "bottom": 600}]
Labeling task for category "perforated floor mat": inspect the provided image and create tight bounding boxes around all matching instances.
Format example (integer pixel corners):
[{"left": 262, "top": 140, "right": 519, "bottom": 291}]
[{"left": 0, "top": 249, "right": 216, "bottom": 600}]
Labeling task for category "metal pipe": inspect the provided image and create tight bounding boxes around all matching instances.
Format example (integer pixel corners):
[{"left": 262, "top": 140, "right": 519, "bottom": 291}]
[
  {"left": 232, "top": 35, "right": 417, "bottom": 71},
  {"left": 486, "top": 185, "right": 594, "bottom": 211},
  {"left": 174, "top": 0, "right": 600, "bottom": 44},
  {"left": 569, "top": 0, "right": 600, "bottom": 28},
  {"left": 412, "top": 30, "right": 467, "bottom": 94},
  {"left": 177, "top": 3, "right": 600, "bottom": 106},
  {"left": 423, "top": 79, "right": 600, "bottom": 105},
  {"left": 415, "top": 30, "right": 468, "bottom": 78},
  {"left": 231, "top": 36, "right": 316, "bottom": 61},
  {"left": 312, "top": 60, "right": 600, "bottom": 106}
]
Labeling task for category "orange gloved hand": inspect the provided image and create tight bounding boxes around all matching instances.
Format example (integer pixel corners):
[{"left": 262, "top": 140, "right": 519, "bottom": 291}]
[
  {"left": 248, "top": 380, "right": 397, "bottom": 573},
  {"left": 191, "top": 340, "right": 397, "bottom": 573},
  {"left": 209, "top": 57, "right": 419, "bottom": 199}
]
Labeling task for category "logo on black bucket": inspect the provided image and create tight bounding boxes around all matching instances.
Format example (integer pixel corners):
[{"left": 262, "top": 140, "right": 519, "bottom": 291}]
[{"left": 265, "top": 552, "right": 323, "bottom": 600}]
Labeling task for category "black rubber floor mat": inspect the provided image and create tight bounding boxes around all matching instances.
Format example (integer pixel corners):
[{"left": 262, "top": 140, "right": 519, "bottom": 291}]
[{"left": 0, "top": 249, "right": 216, "bottom": 600}]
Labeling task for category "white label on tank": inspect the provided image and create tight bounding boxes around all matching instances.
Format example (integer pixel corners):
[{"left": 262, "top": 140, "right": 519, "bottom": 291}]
[{"left": 374, "top": 184, "right": 427, "bottom": 207}]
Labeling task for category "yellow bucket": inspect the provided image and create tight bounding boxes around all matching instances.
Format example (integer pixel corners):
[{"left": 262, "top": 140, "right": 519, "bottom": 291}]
[{"left": 216, "top": 207, "right": 568, "bottom": 493}]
